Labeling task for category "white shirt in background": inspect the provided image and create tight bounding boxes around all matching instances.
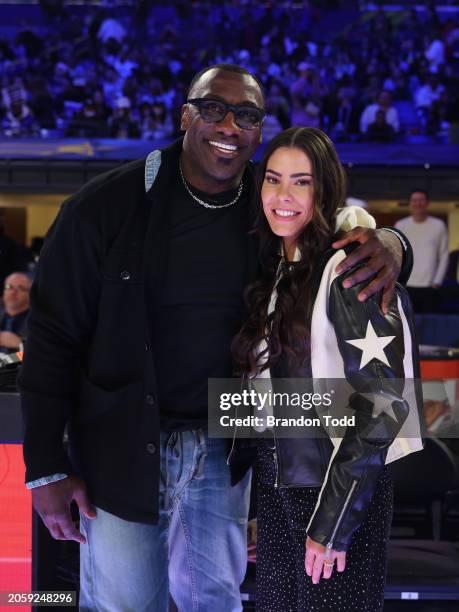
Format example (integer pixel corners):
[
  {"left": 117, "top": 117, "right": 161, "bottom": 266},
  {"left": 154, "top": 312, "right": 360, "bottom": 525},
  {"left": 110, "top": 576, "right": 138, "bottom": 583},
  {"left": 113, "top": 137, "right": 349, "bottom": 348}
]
[
  {"left": 359, "top": 104, "right": 400, "bottom": 133},
  {"left": 395, "top": 215, "right": 449, "bottom": 287}
]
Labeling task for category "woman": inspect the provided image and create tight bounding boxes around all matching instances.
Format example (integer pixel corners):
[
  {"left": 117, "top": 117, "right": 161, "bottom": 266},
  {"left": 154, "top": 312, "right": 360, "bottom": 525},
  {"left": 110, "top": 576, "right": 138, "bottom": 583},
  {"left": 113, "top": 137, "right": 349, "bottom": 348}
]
[{"left": 233, "top": 127, "right": 422, "bottom": 611}]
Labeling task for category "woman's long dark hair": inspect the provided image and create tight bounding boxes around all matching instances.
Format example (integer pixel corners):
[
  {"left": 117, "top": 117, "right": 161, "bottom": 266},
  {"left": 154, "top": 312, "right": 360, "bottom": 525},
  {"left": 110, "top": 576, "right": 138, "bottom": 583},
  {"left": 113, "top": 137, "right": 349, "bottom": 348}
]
[{"left": 232, "top": 127, "right": 347, "bottom": 374}]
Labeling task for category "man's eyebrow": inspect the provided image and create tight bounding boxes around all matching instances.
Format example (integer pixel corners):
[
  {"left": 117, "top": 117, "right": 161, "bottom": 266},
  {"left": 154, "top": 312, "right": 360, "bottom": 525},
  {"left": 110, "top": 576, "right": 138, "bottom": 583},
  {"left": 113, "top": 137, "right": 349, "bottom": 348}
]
[
  {"left": 201, "top": 94, "right": 261, "bottom": 108},
  {"left": 265, "top": 169, "right": 313, "bottom": 178}
]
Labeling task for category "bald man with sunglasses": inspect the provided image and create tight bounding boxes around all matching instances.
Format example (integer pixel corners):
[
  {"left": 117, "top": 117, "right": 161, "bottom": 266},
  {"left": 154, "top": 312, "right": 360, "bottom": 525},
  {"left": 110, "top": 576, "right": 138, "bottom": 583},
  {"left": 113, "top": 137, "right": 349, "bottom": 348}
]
[{"left": 20, "top": 64, "right": 412, "bottom": 611}]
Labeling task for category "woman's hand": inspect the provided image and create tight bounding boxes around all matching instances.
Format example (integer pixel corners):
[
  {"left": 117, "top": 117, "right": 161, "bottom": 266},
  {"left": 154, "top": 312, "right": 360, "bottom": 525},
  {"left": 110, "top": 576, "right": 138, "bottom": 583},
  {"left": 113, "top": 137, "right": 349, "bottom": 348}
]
[
  {"left": 305, "top": 535, "right": 346, "bottom": 584},
  {"left": 247, "top": 519, "right": 257, "bottom": 563}
]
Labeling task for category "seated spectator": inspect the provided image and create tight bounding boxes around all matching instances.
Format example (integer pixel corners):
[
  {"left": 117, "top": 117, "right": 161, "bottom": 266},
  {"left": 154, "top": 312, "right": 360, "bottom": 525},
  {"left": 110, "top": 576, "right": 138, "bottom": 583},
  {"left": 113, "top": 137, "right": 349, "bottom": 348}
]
[
  {"left": 265, "top": 81, "right": 290, "bottom": 129},
  {"left": 291, "top": 62, "right": 328, "bottom": 102},
  {"left": 92, "top": 89, "right": 111, "bottom": 122},
  {"left": 102, "top": 66, "right": 124, "bottom": 108},
  {"left": 365, "top": 109, "right": 396, "bottom": 142},
  {"left": 291, "top": 97, "right": 321, "bottom": 128},
  {"left": 414, "top": 73, "right": 446, "bottom": 126},
  {"left": 359, "top": 90, "right": 400, "bottom": 135},
  {"left": 1, "top": 76, "right": 27, "bottom": 111},
  {"left": 0, "top": 272, "right": 31, "bottom": 354},
  {"left": 303, "top": 99, "right": 321, "bottom": 128},
  {"left": 2, "top": 100, "right": 37, "bottom": 137},
  {"left": 109, "top": 97, "right": 140, "bottom": 139},
  {"left": 426, "top": 90, "right": 454, "bottom": 137},
  {"left": 291, "top": 97, "right": 308, "bottom": 127},
  {"left": 138, "top": 102, "right": 173, "bottom": 140},
  {"left": 261, "top": 101, "right": 283, "bottom": 140},
  {"left": 66, "top": 97, "right": 110, "bottom": 137},
  {"left": 330, "top": 93, "right": 360, "bottom": 140},
  {"left": 28, "top": 76, "right": 56, "bottom": 130}
]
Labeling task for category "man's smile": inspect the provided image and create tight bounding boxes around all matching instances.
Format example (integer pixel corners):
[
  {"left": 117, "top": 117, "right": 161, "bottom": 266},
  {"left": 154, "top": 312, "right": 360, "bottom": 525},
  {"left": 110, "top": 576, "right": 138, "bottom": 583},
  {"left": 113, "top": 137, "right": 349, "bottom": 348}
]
[{"left": 207, "top": 139, "right": 240, "bottom": 158}]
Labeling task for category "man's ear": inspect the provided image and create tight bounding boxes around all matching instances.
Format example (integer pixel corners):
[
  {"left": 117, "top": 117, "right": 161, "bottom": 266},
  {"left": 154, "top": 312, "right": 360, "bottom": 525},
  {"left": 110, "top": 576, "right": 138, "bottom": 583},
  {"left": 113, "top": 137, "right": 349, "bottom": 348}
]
[{"left": 180, "top": 103, "right": 190, "bottom": 131}]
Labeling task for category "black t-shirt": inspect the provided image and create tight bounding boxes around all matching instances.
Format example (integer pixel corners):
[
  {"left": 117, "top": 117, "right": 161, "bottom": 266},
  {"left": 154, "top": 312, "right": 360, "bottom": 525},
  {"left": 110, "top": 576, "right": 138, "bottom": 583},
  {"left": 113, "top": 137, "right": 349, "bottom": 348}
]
[{"left": 152, "top": 163, "right": 250, "bottom": 429}]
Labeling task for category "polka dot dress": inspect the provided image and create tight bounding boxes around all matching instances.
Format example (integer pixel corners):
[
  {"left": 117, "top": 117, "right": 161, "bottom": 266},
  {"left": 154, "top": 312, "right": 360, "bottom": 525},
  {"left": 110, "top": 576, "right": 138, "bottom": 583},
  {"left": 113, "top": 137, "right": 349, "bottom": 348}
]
[{"left": 256, "top": 442, "right": 393, "bottom": 612}]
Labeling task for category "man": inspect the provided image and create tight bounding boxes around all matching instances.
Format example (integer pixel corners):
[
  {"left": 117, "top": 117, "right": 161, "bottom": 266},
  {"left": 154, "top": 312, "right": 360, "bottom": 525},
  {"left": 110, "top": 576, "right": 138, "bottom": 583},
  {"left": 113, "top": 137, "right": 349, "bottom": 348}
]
[
  {"left": 0, "top": 272, "right": 31, "bottom": 353},
  {"left": 395, "top": 189, "right": 448, "bottom": 312},
  {"left": 365, "top": 109, "right": 396, "bottom": 142},
  {"left": 359, "top": 90, "right": 400, "bottom": 136},
  {"left": 20, "top": 64, "right": 411, "bottom": 611}
]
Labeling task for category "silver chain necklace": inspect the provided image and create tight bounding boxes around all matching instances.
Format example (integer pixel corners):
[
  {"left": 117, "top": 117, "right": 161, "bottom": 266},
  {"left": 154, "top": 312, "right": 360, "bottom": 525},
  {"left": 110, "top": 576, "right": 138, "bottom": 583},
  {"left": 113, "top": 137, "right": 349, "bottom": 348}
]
[{"left": 179, "top": 161, "right": 243, "bottom": 209}]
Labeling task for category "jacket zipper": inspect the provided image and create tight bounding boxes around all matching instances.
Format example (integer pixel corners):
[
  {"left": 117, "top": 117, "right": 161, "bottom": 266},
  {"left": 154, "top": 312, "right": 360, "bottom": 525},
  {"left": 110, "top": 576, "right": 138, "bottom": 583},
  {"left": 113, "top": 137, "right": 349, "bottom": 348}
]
[
  {"left": 273, "top": 448, "right": 279, "bottom": 488},
  {"left": 272, "top": 428, "right": 280, "bottom": 488},
  {"left": 326, "top": 479, "right": 357, "bottom": 551},
  {"left": 227, "top": 374, "right": 246, "bottom": 466}
]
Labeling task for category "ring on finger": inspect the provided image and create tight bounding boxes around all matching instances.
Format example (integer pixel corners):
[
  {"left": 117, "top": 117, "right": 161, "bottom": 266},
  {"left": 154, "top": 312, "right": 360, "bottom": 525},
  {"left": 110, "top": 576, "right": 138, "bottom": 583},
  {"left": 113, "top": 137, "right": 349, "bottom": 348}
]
[{"left": 324, "top": 561, "right": 334, "bottom": 567}]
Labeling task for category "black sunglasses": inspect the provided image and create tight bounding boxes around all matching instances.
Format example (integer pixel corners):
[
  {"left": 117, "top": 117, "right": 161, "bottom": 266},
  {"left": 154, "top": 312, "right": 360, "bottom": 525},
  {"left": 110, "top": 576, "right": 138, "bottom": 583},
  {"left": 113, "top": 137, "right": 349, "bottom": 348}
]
[{"left": 187, "top": 98, "right": 265, "bottom": 130}]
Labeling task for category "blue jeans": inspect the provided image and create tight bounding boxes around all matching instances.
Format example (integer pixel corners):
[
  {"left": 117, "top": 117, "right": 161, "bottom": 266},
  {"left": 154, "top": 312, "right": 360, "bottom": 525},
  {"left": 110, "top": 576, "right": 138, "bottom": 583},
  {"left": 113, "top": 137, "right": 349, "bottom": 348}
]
[{"left": 79, "top": 430, "right": 251, "bottom": 612}]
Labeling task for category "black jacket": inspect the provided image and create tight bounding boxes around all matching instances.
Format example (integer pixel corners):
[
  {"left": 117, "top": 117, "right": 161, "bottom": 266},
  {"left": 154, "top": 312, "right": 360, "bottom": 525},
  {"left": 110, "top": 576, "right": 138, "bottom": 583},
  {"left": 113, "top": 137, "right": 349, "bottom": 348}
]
[
  {"left": 255, "top": 248, "right": 423, "bottom": 551},
  {"left": 19, "top": 139, "right": 258, "bottom": 523}
]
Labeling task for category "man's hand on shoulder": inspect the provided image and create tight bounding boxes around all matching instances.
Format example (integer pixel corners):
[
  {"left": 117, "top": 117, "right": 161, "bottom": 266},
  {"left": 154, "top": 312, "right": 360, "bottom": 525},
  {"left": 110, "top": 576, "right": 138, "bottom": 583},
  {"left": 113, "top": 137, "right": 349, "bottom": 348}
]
[
  {"left": 32, "top": 475, "right": 97, "bottom": 543},
  {"left": 332, "top": 227, "right": 403, "bottom": 314}
]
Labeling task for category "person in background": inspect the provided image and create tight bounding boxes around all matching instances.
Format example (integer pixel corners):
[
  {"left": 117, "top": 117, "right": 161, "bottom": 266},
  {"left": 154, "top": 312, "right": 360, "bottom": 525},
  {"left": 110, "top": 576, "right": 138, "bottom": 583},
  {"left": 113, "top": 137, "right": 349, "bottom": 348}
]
[
  {"left": 395, "top": 189, "right": 449, "bottom": 312},
  {"left": 365, "top": 109, "right": 396, "bottom": 142},
  {"left": 359, "top": 90, "right": 400, "bottom": 136},
  {"left": 0, "top": 271, "right": 31, "bottom": 353},
  {"left": 109, "top": 96, "right": 140, "bottom": 138},
  {"left": 2, "top": 99, "right": 37, "bottom": 137},
  {"left": 414, "top": 73, "right": 446, "bottom": 128},
  {"left": 261, "top": 100, "right": 283, "bottom": 141}
]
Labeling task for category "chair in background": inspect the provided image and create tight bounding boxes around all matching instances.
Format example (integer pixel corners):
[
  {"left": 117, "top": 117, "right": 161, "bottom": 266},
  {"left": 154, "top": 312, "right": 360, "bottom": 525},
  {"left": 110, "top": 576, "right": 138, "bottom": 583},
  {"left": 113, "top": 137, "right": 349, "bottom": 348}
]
[
  {"left": 390, "top": 437, "right": 459, "bottom": 540},
  {"left": 386, "top": 437, "right": 459, "bottom": 602}
]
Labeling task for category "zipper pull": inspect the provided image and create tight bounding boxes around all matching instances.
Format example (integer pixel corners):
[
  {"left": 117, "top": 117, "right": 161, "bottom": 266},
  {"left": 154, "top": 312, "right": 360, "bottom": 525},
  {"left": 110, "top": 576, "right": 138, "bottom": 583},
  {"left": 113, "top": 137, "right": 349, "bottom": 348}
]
[{"left": 273, "top": 450, "right": 279, "bottom": 488}]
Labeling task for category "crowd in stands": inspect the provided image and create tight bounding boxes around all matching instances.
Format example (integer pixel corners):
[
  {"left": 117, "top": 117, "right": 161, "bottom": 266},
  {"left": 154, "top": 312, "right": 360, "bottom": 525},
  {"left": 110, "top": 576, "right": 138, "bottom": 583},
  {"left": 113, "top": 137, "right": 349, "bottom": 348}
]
[{"left": 0, "top": 1, "right": 458, "bottom": 142}]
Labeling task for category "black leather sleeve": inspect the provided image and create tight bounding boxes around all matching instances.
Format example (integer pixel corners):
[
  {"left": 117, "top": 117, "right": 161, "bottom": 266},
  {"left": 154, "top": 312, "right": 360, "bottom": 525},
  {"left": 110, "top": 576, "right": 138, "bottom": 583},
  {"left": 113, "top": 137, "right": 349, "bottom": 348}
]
[
  {"left": 306, "top": 265, "right": 412, "bottom": 551},
  {"left": 381, "top": 226, "right": 413, "bottom": 285}
]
